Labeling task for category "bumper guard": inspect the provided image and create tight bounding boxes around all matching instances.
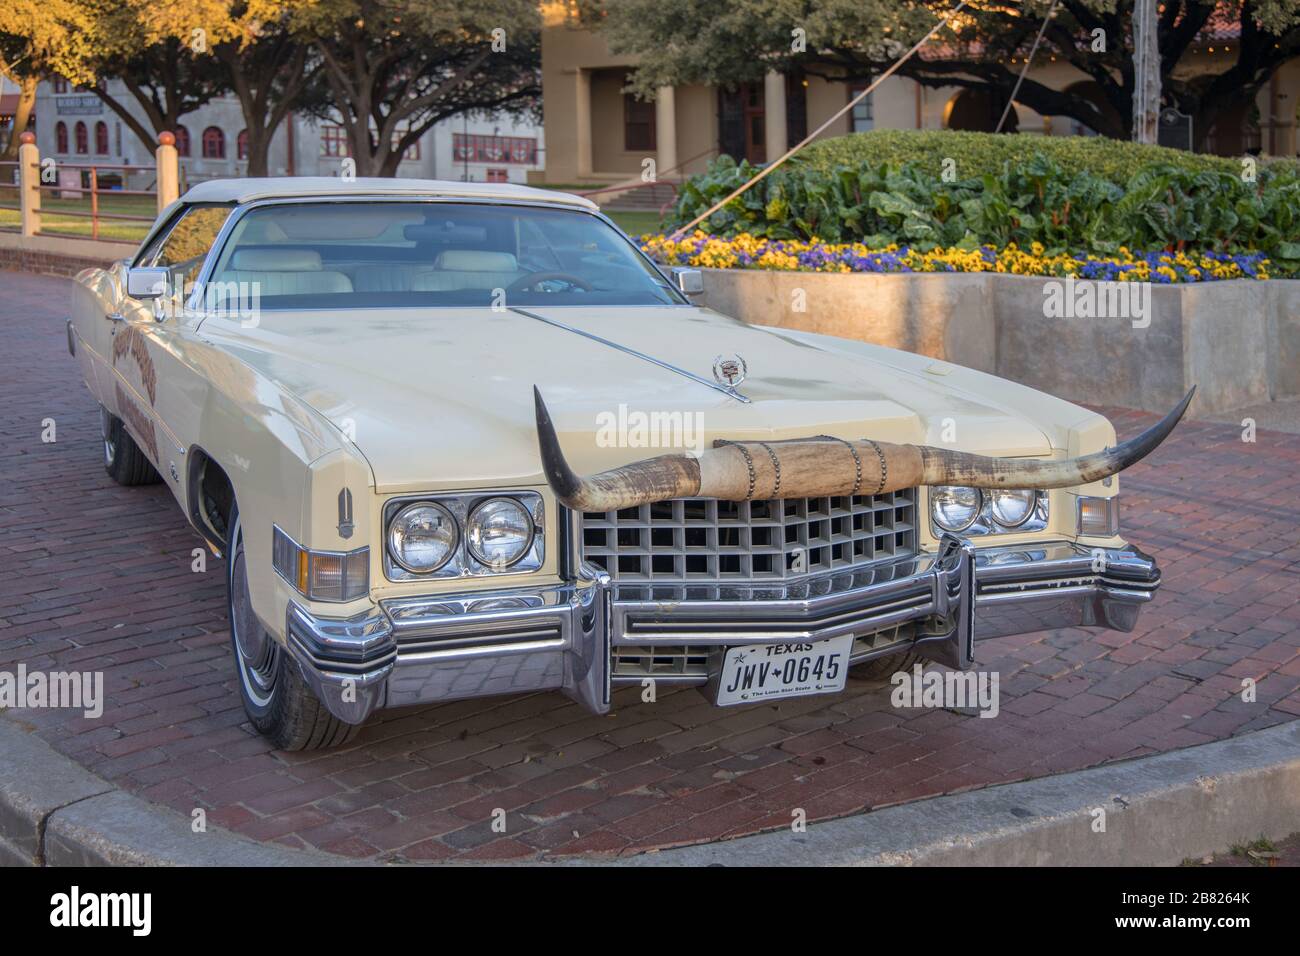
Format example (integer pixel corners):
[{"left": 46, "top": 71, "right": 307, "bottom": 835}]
[{"left": 282, "top": 536, "right": 1160, "bottom": 725}]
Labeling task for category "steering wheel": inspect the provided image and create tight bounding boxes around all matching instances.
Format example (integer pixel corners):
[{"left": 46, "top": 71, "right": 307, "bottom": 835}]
[{"left": 506, "top": 272, "right": 594, "bottom": 294}]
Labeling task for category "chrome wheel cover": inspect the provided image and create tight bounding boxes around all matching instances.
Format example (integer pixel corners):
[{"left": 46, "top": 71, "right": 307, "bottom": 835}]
[
  {"left": 231, "top": 536, "right": 279, "bottom": 706},
  {"left": 100, "top": 407, "right": 116, "bottom": 466}
]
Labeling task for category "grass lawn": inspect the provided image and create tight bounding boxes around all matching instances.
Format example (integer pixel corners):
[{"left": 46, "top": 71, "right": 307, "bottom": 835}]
[
  {"left": 605, "top": 210, "right": 663, "bottom": 237},
  {"left": 0, "top": 191, "right": 154, "bottom": 243}
]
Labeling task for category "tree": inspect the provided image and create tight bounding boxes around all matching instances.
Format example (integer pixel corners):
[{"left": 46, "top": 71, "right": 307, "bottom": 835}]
[
  {"left": 591, "top": 0, "right": 1300, "bottom": 151},
  {"left": 133, "top": 2, "right": 322, "bottom": 176},
  {"left": 0, "top": 0, "right": 95, "bottom": 159},
  {"left": 290, "top": 0, "right": 542, "bottom": 176},
  {"left": 76, "top": 0, "right": 229, "bottom": 156}
]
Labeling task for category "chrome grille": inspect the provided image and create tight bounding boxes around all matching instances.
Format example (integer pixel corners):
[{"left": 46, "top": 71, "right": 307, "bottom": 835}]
[
  {"left": 582, "top": 491, "right": 916, "bottom": 584},
  {"left": 612, "top": 645, "right": 713, "bottom": 679}
]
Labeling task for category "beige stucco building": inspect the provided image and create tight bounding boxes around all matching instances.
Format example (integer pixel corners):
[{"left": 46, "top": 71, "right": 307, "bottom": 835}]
[{"left": 535, "top": 2, "right": 1300, "bottom": 190}]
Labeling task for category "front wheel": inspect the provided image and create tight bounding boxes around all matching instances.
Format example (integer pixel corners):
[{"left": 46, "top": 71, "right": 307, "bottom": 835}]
[
  {"left": 101, "top": 407, "right": 161, "bottom": 486},
  {"left": 227, "top": 507, "right": 359, "bottom": 750}
]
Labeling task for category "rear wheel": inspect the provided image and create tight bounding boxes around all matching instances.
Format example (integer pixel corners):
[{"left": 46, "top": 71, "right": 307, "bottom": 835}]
[
  {"left": 850, "top": 650, "right": 926, "bottom": 680},
  {"left": 227, "top": 506, "right": 359, "bottom": 751},
  {"left": 101, "top": 407, "right": 161, "bottom": 486}
]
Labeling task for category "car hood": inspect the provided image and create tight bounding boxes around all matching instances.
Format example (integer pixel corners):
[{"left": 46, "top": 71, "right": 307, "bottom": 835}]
[{"left": 204, "top": 305, "right": 1058, "bottom": 493}]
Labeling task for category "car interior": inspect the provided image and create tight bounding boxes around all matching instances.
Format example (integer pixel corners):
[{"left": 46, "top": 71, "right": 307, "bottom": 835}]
[{"left": 198, "top": 201, "right": 681, "bottom": 309}]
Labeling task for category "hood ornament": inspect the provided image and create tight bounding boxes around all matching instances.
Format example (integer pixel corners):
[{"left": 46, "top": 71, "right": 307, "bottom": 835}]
[
  {"left": 337, "top": 488, "right": 354, "bottom": 539},
  {"left": 712, "top": 353, "right": 748, "bottom": 390}
]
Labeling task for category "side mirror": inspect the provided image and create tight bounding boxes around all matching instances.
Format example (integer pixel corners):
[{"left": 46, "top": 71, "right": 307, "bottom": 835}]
[
  {"left": 126, "top": 266, "right": 170, "bottom": 300},
  {"left": 672, "top": 267, "right": 704, "bottom": 296}
]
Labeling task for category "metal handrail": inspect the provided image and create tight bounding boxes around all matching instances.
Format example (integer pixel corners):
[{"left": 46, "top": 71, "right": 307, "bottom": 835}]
[
  {"left": 42, "top": 161, "right": 157, "bottom": 171},
  {"left": 30, "top": 162, "right": 159, "bottom": 238},
  {"left": 29, "top": 209, "right": 155, "bottom": 222},
  {"left": 38, "top": 183, "right": 156, "bottom": 197}
]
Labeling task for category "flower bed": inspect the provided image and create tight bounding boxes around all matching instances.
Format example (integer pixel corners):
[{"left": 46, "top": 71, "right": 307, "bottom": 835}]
[{"left": 641, "top": 232, "right": 1272, "bottom": 283}]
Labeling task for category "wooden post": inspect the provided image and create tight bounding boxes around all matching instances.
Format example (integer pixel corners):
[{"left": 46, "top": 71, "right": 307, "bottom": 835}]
[
  {"left": 155, "top": 131, "right": 179, "bottom": 212},
  {"left": 18, "top": 131, "right": 40, "bottom": 237},
  {"left": 90, "top": 167, "right": 99, "bottom": 240}
]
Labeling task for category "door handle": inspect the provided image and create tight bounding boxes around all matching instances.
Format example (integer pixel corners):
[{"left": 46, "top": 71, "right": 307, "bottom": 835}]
[{"left": 106, "top": 312, "right": 126, "bottom": 323}]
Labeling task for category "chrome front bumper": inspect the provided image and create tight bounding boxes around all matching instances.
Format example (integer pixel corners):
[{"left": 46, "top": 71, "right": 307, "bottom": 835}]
[{"left": 282, "top": 536, "right": 1161, "bottom": 725}]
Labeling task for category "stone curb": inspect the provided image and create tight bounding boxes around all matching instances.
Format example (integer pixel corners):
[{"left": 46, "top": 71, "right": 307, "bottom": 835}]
[
  {"left": 610, "top": 719, "right": 1300, "bottom": 866},
  {"left": 5, "top": 713, "right": 1298, "bottom": 867},
  {"left": 0, "top": 719, "right": 338, "bottom": 866}
]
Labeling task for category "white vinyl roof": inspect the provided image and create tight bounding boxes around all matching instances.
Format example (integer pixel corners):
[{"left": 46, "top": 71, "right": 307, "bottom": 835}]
[{"left": 179, "top": 177, "right": 599, "bottom": 211}]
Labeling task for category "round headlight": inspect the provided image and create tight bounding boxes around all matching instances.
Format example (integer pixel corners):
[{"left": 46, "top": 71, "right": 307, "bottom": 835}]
[
  {"left": 989, "top": 488, "right": 1036, "bottom": 528},
  {"left": 467, "top": 497, "right": 534, "bottom": 568},
  {"left": 388, "top": 502, "right": 458, "bottom": 573},
  {"left": 931, "top": 486, "right": 982, "bottom": 532}
]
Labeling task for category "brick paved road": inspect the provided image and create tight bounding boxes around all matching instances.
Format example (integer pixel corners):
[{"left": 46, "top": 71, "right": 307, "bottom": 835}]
[{"left": 2, "top": 270, "right": 1298, "bottom": 862}]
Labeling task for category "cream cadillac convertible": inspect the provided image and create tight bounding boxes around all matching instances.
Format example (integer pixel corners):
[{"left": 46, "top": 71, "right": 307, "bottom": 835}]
[{"left": 68, "top": 177, "right": 1189, "bottom": 749}]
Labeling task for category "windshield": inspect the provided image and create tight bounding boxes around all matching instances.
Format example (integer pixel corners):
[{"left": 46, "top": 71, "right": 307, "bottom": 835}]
[{"left": 203, "top": 200, "right": 682, "bottom": 310}]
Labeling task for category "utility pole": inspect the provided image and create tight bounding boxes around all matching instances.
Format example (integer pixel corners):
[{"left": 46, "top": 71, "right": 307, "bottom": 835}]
[{"left": 1132, "top": 0, "right": 1160, "bottom": 143}]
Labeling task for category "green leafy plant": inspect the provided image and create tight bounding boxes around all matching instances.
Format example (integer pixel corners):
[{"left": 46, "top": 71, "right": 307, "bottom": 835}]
[{"left": 664, "top": 132, "right": 1300, "bottom": 275}]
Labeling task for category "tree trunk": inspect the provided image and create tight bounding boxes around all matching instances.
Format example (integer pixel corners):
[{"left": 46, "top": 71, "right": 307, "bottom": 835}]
[
  {"left": 245, "top": 127, "right": 270, "bottom": 177},
  {"left": 1, "top": 76, "right": 38, "bottom": 160},
  {"left": 377, "top": 146, "right": 404, "bottom": 177}
]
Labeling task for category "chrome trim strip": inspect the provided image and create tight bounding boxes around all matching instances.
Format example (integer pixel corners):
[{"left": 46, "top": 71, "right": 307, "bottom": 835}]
[
  {"left": 282, "top": 603, "right": 396, "bottom": 725},
  {"left": 509, "top": 306, "right": 752, "bottom": 404}
]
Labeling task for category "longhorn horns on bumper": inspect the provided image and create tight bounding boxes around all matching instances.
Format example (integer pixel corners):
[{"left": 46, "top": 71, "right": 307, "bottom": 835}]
[{"left": 532, "top": 386, "right": 1194, "bottom": 512}]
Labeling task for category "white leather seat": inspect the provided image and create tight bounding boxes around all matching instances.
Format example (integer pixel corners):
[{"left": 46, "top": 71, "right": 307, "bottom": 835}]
[
  {"left": 217, "top": 248, "right": 354, "bottom": 296},
  {"left": 348, "top": 263, "right": 434, "bottom": 293},
  {"left": 411, "top": 250, "right": 523, "bottom": 292}
]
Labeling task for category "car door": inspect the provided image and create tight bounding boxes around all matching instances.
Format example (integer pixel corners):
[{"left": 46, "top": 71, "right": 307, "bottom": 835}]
[{"left": 107, "top": 204, "right": 233, "bottom": 489}]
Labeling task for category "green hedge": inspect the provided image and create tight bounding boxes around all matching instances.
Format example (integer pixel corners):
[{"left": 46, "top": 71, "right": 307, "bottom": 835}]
[
  {"left": 795, "top": 129, "right": 1297, "bottom": 185},
  {"left": 663, "top": 131, "right": 1300, "bottom": 273}
]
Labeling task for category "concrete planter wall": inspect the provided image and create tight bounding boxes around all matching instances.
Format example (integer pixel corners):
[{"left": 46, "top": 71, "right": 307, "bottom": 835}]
[{"left": 697, "top": 268, "right": 1299, "bottom": 417}]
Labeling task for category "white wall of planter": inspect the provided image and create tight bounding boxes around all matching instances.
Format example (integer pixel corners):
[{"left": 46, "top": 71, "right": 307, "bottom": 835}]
[{"left": 696, "top": 269, "right": 1299, "bottom": 417}]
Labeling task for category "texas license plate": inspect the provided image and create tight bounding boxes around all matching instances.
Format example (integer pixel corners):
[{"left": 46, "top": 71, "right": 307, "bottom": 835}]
[{"left": 715, "top": 635, "right": 853, "bottom": 706}]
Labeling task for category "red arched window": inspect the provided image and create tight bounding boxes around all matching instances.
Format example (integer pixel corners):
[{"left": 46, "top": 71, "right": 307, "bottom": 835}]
[
  {"left": 237, "top": 129, "right": 249, "bottom": 161},
  {"left": 74, "top": 121, "right": 88, "bottom": 154},
  {"left": 56, "top": 122, "right": 68, "bottom": 153},
  {"left": 202, "top": 126, "right": 225, "bottom": 159},
  {"left": 94, "top": 121, "right": 109, "bottom": 155},
  {"left": 175, "top": 126, "right": 191, "bottom": 157}
]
